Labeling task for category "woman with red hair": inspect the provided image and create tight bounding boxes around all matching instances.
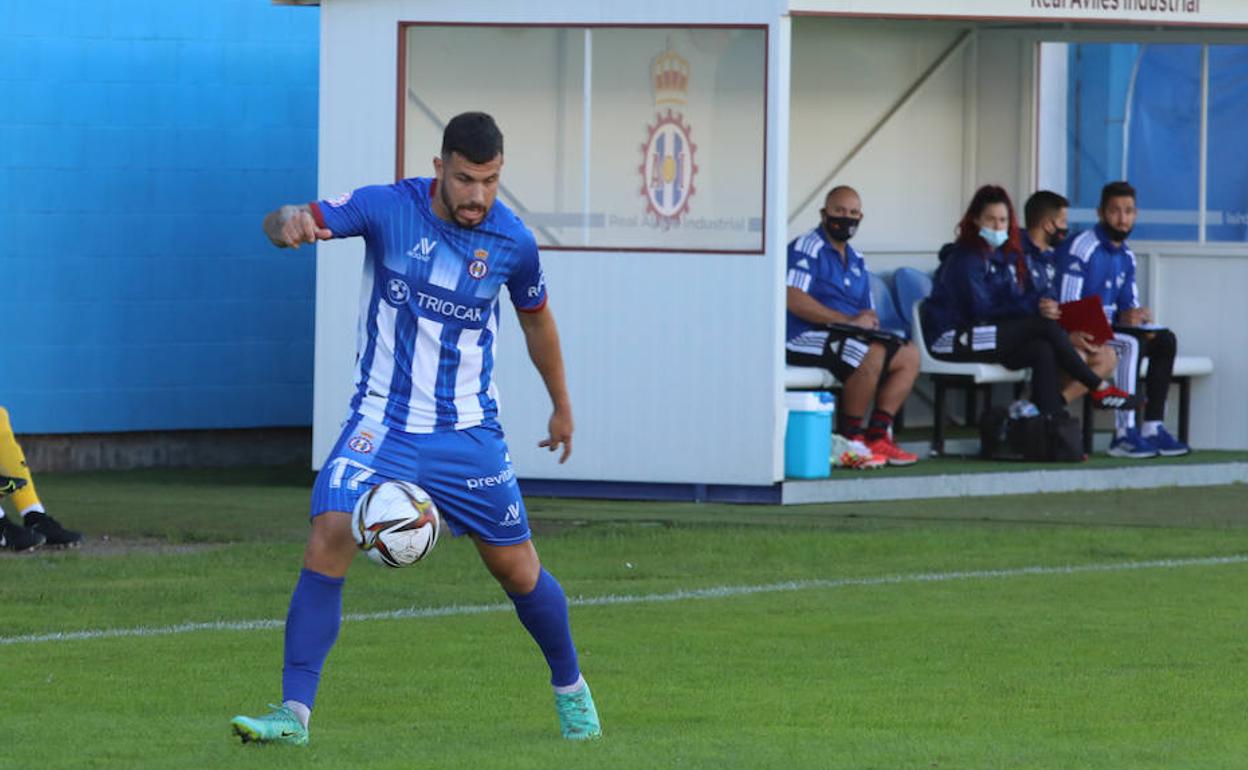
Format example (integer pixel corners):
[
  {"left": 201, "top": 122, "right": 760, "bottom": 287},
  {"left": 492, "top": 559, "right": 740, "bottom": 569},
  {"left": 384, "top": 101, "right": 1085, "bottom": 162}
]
[{"left": 920, "top": 185, "right": 1135, "bottom": 417}]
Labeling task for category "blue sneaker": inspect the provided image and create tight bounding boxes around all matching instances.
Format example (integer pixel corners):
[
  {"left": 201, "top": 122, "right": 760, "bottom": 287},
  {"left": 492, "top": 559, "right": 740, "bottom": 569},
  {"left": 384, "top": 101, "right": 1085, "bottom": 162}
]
[
  {"left": 1148, "top": 426, "right": 1190, "bottom": 457},
  {"left": 554, "top": 681, "right": 602, "bottom": 741},
  {"left": 1107, "top": 429, "right": 1158, "bottom": 459},
  {"left": 230, "top": 704, "right": 309, "bottom": 746}
]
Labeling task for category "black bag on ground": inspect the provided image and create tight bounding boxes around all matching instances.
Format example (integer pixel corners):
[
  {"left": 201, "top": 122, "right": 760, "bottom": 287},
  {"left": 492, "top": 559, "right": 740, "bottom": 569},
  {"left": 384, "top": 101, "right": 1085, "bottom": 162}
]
[
  {"left": 979, "top": 406, "right": 1013, "bottom": 459},
  {"left": 979, "top": 407, "right": 1084, "bottom": 462},
  {"left": 1042, "top": 410, "right": 1084, "bottom": 462}
]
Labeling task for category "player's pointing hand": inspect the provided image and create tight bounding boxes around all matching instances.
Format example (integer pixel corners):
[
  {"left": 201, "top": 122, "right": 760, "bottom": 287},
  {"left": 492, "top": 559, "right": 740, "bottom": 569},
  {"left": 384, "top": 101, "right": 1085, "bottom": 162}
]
[{"left": 265, "top": 204, "right": 332, "bottom": 248}]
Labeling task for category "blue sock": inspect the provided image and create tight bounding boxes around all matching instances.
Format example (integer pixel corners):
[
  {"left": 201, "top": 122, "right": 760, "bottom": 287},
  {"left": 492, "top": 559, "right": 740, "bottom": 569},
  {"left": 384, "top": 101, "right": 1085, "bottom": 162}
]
[
  {"left": 282, "top": 568, "right": 345, "bottom": 709},
  {"left": 509, "top": 568, "right": 581, "bottom": 687}
]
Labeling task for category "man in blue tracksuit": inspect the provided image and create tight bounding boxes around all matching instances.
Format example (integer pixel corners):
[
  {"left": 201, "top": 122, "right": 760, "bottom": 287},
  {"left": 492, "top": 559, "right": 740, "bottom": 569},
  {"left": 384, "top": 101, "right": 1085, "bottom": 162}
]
[
  {"left": 1058, "top": 179, "right": 1193, "bottom": 456},
  {"left": 1056, "top": 180, "right": 1190, "bottom": 458},
  {"left": 786, "top": 185, "right": 920, "bottom": 466},
  {"left": 1022, "top": 190, "right": 1118, "bottom": 410}
]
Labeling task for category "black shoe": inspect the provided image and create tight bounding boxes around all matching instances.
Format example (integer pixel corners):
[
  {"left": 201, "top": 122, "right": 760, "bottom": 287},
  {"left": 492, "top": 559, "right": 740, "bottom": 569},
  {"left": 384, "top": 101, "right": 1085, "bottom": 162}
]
[
  {"left": 0, "top": 516, "right": 45, "bottom": 553},
  {"left": 1090, "top": 386, "right": 1140, "bottom": 411},
  {"left": 24, "top": 512, "right": 83, "bottom": 548},
  {"left": 0, "top": 475, "right": 27, "bottom": 498}
]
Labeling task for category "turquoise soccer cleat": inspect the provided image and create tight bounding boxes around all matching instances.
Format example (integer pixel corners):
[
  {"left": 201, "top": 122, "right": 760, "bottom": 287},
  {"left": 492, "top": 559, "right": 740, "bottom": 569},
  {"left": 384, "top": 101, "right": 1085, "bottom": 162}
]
[
  {"left": 230, "top": 703, "right": 309, "bottom": 747},
  {"left": 554, "top": 682, "right": 602, "bottom": 741}
]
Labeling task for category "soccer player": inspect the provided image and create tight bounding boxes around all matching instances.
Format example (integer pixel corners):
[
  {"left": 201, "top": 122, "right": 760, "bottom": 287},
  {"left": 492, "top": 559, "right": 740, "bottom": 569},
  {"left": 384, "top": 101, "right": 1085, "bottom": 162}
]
[
  {"left": 1022, "top": 191, "right": 1119, "bottom": 407},
  {"left": 0, "top": 406, "right": 82, "bottom": 552},
  {"left": 1057, "top": 181, "right": 1190, "bottom": 458},
  {"left": 785, "top": 185, "right": 920, "bottom": 467},
  {"left": 231, "top": 113, "right": 601, "bottom": 745}
]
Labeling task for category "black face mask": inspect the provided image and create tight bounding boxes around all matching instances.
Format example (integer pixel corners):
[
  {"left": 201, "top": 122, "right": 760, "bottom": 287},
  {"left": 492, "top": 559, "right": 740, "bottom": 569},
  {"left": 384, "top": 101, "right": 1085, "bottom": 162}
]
[
  {"left": 823, "top": 215, "right": 860, "bottom": 242},
  {"left": 1046, "top": 226, "right": 1069, "bottom": 248},
  {"left": 1103, "top": 223, "right": 1132, "bottom": 243}
]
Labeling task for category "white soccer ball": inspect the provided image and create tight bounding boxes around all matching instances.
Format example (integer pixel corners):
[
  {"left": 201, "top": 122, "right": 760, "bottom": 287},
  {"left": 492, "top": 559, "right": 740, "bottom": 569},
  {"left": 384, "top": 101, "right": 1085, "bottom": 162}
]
[{"left": 351, "top": 481, "right": 441, "bottom": 568}]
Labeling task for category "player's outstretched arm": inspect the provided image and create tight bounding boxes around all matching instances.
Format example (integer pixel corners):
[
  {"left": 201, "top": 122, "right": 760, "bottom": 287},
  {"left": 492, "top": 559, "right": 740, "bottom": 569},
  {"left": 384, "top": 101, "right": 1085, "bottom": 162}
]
[
  {"left": 516, "top": 306, "right": 573, "bottom": 463},
  {"left": 263, "top": 204, "right": 332, "bottom": 249}
]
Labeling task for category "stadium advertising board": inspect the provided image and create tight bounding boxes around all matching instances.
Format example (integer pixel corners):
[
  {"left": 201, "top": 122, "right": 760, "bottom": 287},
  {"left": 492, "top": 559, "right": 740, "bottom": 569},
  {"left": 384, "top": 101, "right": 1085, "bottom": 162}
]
[{"left": 790, "top": 0, "right": 1248, "bottom": 26}]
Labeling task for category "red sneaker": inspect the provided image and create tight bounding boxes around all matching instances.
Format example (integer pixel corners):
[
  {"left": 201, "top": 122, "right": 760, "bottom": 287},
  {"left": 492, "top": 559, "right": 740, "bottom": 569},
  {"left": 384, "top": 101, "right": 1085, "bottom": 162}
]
[
  {"left": 1091, "top": 385, "right": 1140, "bottom": 410},
  {"left": 864, "top": 436, "right": 919, "bottom": 466}
]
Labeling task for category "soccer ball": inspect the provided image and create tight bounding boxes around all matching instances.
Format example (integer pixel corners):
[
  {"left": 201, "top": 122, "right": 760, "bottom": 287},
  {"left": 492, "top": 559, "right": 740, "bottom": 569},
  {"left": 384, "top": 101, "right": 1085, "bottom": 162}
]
[{"left": 351, "top": 481, "right": 441, "bottom": 568}]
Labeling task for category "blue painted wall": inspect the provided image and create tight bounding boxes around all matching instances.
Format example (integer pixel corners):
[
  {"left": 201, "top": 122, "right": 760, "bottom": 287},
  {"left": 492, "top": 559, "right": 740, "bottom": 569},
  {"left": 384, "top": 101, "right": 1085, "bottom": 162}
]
[
  {"left": 0, "top": 1, "right": 320, "bottom": 433},
  {"left": 1065, "top": 43, "right": 1140, "bottom": 215},
  {"left": 1066, "top": 43, "right": 1248, "bottom": 242}
]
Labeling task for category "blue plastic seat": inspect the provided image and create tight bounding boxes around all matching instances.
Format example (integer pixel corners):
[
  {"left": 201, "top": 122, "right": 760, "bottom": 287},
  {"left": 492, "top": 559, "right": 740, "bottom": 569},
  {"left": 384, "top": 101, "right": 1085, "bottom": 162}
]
[
  {"left": 892, "top": 267, "right": 933, "bottom": 329},
  {"left": 869, "top": 272, "right": 909, "bottom": 339}
]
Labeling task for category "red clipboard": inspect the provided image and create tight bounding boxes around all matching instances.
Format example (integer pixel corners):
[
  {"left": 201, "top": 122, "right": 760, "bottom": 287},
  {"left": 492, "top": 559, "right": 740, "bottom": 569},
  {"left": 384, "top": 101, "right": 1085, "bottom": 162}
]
[{"left": 1058, "top": 296, "right": 1113, "bottom": 345}]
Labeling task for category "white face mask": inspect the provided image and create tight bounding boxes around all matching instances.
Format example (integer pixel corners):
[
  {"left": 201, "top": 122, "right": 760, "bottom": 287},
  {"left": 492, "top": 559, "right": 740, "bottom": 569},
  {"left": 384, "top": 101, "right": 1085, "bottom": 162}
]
[{"left": 979, "top": 226, "right": 1008, "bottom": 248}]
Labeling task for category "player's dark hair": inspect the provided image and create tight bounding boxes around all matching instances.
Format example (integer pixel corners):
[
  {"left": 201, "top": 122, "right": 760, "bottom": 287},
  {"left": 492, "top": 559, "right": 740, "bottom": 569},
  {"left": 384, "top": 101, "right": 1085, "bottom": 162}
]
[
  {"left": 1024, "top": 190, "right": 1069, "bottom": 229},
  {"left": 441, "top": 112, "right": 504, "bottom": 164},
  {"left": 1099, "top": 180, "right": 1136, "bottom": 209}
]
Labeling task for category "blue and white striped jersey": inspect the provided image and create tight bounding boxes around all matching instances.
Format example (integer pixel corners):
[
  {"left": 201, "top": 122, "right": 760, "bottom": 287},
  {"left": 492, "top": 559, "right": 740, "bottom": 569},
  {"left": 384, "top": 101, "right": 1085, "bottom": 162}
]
[
  {"left": 311, "top": 178, "right": 547, "bottom": 434},
  {"left": 1056, "top": 224, "right": 1140, "bottom": 323},
  {"left": 785, "top": 225, "right": 873, "bottom": 342}
]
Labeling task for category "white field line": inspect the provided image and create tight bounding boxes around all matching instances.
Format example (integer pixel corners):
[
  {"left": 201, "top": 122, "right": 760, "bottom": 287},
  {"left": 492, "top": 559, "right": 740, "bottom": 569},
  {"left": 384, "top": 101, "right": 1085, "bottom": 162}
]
[{"left": 3, "top": 554, "right": 1246, "bottom": 647}]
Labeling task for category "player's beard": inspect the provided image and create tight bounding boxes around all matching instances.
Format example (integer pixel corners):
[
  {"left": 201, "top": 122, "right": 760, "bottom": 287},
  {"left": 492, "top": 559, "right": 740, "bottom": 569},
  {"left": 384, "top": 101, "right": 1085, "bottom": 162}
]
[{"left": 441, "top": 183, "right": 487, "bottom": 228}]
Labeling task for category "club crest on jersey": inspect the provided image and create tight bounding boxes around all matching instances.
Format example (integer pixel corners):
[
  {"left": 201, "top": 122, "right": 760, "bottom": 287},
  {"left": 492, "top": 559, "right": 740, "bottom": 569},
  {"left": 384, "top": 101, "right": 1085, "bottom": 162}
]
[
  {"left": 467, "top": 258, "right": 488, "bottom": 279},
  {"left": 639, "top": 43, "right": 698, "bottom": 228},
  {"left": 327, "top": 191, "right": 352, "bottom": 207},
  {"left": 387, "top": 278, "right": 411, "bottom": 305},
  {"left": 347, "top": 432, "right": 374, "bottom": 454}
]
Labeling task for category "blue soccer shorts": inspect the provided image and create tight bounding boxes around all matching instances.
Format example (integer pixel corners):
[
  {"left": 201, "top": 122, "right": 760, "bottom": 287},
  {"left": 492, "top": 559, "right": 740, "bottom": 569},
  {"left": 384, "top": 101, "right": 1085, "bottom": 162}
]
[{"left": 310, "top": 414, "right": 530, "bottom": 546}]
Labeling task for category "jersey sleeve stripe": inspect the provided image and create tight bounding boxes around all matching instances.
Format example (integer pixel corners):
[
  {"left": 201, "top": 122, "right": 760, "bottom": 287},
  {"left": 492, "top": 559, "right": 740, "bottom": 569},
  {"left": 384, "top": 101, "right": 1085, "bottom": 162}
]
[
  {"left": 309, "top": 201, "right": 327, "bottom": 229},
  {"left": 798, "top": 231, "right": 822, "bottom": 259},
  {"left": 1068, "top": 231, "right": 1097, "bottom": 261},
  {"left": 787, "top": 270, "right": 812, "bottom": 292},
  {"left": 516, "top": 295, "right": 548, "bottom": 314},
  {"left": 1060, "top": 274, "right": 1083, "bottom": 303}
]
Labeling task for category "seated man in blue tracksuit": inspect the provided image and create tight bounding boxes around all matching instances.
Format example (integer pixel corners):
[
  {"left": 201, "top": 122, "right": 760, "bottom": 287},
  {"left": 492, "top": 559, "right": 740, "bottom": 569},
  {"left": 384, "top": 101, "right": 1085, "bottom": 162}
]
[
  {"left": 1056, "top": 180, "right": 1190, "bottom": 458},
  {"left": 786, "top": 185, "right": 920, "bottom": 466},
  {"left": 921, "top": 184, "right": 1137, "bottom": 420},
  {"left": 1022, "top": 190, "right": 1118, "bottom": 409}
]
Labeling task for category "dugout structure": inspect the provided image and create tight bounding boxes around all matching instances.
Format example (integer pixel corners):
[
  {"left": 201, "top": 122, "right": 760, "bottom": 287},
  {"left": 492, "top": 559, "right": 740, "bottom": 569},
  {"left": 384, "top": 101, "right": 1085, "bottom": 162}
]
[{"left": 306, "top": 0, "right": 1248, "bottom": 499}]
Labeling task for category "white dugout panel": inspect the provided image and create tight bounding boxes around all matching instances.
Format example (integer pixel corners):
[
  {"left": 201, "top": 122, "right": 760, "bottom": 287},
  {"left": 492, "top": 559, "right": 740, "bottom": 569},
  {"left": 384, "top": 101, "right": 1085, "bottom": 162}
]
[
  {"left": 314, "top": 0, "right": 790, "bottom": 484},
  {"left": 313, "top": 1, "right": 1248, "bottom": 487}
]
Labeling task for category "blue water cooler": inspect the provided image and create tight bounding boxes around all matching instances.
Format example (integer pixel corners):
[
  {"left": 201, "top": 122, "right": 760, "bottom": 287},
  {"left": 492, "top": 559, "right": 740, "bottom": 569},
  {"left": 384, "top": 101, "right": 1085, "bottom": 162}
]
[{"left": 784, "top": 391, "right": 836, "bottom": 479}]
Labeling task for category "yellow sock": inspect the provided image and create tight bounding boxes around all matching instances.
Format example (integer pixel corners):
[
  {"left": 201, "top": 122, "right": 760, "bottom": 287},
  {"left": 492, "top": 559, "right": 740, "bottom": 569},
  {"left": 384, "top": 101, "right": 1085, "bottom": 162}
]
[{"left": 0, "top": 406, "right": 42, "bottom": 516}]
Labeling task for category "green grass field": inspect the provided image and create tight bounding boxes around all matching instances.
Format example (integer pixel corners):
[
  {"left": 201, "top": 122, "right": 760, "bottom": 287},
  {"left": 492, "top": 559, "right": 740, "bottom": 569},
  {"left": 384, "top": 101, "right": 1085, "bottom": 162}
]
[{"left": 2, "top": 467, "right": 1247, "bottom": 769}]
